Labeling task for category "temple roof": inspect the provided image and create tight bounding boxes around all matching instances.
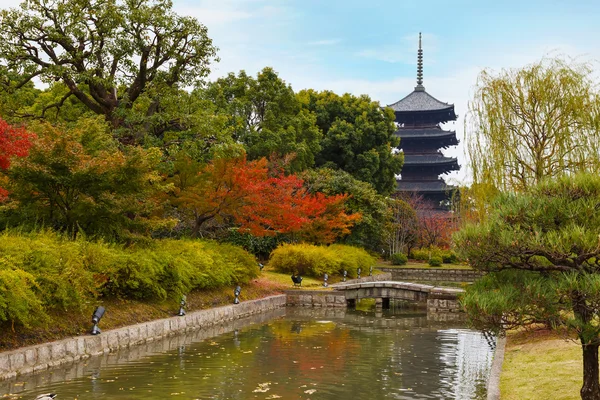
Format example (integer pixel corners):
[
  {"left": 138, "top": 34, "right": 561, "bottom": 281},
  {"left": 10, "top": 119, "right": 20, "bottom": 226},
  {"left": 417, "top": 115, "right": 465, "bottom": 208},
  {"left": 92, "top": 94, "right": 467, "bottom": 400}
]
[
  {"left": 388, "top": 89, "right": 454, "bottom": 113},
  {"left": 395, "top": 127, "right": 458, "bottom": 139},
  {"left": 396, "top": 179, "right": 457, "bottom": 193},
  {"left": 403, "top": 154, "right": 459, "bottom": 166}
]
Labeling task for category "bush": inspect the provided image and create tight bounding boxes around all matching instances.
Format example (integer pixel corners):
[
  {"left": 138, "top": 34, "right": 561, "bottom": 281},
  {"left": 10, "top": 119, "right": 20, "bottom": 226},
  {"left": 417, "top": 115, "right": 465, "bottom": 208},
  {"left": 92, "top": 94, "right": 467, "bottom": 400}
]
[
  {"left": 269, "top": 243, "right": 375, "bottom": 278},
  {"left": 0, "top": 230, "right": 259, "bottom": 327},
  {"left": 411, "top": 248, "right": 430, "bottom": 261},
  {"left": 390, "top": 253, "right": 408, "bottom": 265},
  {"left": 442, "top": 251, "right": 459, "bottom": 264},
  {"left": 428, "top": 256, "right": 443, "bottom": 267}
]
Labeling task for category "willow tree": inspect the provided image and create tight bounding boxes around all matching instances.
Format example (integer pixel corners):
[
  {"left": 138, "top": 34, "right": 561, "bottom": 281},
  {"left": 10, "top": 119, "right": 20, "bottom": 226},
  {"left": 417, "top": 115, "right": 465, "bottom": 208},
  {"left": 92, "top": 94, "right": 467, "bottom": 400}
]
[
  {"left": 466, "top": 57, "right": 600, "bottom": 201},
  {"left": 455, "top": 173, "right": 600, "bottom": 400}
]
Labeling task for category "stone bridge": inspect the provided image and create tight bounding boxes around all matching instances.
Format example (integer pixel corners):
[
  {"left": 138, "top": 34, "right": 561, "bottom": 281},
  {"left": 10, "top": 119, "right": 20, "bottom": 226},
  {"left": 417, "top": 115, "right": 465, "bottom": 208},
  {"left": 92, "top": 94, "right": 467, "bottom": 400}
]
[{"left": 332, "top": 281, "right": 464, "bottom": 313}]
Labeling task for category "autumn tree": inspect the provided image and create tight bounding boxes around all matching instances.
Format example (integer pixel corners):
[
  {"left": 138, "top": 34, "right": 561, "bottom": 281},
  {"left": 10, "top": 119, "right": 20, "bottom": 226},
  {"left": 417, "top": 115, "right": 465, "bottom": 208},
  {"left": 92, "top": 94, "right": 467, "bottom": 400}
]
[
  {"left": 168, "top": 153, "right": 359, "bottom": 242},
  {"left": 202, "top": 68, "right": 322, "bottom": 172},
  {"left": 0, "top": 0, "right": 217, "bottom": 142},
  {"left": 0, "top": 118, "right": 34, "bottom": 200},
  {"left": 298, "top": 89, "right": 403, "bottom": 195},
  {"left": 302, "top": 168, "right": 389, "bottom": 251},
  {"left": 466, "top": 57, "right": 600, "bottom": 209},
  {"left": 455, "top": 173, "right": 600, "bottom": 400},
  {"left": 3, "top": 118, "right": 172, "bottom": 238}
]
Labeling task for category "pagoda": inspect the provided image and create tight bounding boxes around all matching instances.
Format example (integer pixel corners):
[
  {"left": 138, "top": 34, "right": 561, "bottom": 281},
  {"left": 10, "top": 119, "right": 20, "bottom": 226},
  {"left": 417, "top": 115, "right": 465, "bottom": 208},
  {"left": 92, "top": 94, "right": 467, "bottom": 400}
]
[{"left": 388, "top": 33, "right": 460, "bottom": 209}]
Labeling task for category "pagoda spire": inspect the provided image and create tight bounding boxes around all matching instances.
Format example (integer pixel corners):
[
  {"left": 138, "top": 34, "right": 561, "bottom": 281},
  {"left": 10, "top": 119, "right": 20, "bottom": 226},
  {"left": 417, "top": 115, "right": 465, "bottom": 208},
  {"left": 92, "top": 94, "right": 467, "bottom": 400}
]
[{"left": 415, "top": 32, "right": 425, "bottom": 91}]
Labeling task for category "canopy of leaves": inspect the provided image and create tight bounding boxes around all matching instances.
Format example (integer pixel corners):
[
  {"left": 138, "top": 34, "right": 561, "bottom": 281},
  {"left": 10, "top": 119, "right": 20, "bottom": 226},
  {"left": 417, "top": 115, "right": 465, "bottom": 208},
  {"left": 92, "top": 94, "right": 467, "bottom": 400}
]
[
  {"left": 455, "top": 173, "right": 600, "bottom": 399},
  {"left": 298, "top": 89, "right": 403, "bottom": 195},
  {"left": 2, "top": 117, "right": 173, "bottom": 238},
  {"left": 301, "top": 168, "right": 389, "bottom": 252},
  {"left": 465, "top": 57, "right": 600, "bottom": 208},
  {"left": 167, "top": 154, "right": 360, "bottom": 243},
  {"left": 201, "top": 68, "right": 322, "bottom": 172},
  {"left": 0, "top": 0, "right": 218, "bottom": 142}
]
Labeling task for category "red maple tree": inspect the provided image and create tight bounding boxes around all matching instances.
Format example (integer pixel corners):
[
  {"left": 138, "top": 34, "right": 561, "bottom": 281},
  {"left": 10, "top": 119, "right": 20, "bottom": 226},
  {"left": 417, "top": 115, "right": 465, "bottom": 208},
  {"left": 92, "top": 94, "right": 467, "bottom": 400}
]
[
  {"left": 0, "top": 119, "right": 34, "bottom": 200},
  {"left": 170, "top": 154, "right": 360, "bottom": 242}
]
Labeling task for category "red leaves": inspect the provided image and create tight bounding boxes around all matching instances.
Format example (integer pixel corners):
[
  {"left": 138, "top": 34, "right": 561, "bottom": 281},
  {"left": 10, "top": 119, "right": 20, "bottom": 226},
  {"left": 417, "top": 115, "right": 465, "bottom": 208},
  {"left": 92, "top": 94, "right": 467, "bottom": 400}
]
[
  {"left": 0, "top": 118, "right": 35, "bottom": 200},
  {"left": 178, "top": 154, "right": 359, "bottom": 242}
]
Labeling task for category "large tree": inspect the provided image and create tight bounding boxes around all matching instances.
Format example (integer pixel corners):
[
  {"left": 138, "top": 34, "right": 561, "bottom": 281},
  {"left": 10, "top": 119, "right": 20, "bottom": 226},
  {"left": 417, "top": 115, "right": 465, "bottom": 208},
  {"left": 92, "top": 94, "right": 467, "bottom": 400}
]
[
  {"left": 0, "top": 0, "right": 217, "bottom": 142},
  {"left": 202, "top": 68, "right": 322, "bottom": 172},
  {"left": 466, "top": 57, "right": 600, "bottom": 201},
  {"left": 298, "top": 89, "right": 403, "bottom": 195},
  {"left": 0, "top": 118, "right": 34, "bottom": 200},
  {"left": 455, "top": 173, "right": 600, "bottom": 400}
]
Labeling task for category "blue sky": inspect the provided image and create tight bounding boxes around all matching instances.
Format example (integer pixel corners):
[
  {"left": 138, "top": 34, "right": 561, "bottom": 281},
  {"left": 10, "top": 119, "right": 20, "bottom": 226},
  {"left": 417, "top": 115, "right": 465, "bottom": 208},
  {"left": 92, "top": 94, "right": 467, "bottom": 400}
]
[{"left": 172, "top": 0, "right": 600, "bottom": 183}]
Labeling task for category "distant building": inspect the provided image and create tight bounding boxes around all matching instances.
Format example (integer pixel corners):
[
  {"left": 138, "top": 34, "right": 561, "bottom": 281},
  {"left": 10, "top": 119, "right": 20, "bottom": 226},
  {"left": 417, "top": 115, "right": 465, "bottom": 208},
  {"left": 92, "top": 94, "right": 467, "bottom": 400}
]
[{"left": 388, "top": 33, "right": 460, "bottom": 209}]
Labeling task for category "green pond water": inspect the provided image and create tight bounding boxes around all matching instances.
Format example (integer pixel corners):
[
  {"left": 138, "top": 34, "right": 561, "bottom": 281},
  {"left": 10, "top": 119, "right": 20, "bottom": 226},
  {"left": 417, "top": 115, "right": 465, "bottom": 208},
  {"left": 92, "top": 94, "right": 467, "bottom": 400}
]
[{"left": 1, "top": 305, "right": 494, "bottom": 400}]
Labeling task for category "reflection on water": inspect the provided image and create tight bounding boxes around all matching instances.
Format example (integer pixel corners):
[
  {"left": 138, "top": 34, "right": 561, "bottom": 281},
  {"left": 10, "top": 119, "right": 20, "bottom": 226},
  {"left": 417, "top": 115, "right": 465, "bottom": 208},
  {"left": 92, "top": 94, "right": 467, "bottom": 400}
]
[{"left": 1, "top": 306, "right": 494, "bottom": 400}]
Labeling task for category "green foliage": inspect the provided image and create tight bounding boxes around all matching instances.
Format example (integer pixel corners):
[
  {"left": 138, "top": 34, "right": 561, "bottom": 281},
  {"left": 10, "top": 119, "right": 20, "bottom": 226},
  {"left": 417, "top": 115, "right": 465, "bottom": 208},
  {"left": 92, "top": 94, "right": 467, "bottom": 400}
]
[
  {"left": 0, "top": 230, "right": 259, "bottom": 328},
  {"left": 269, "top": 243, "right": 375, "bottom": 278},
  {"left": 455, "top": 173, "right": 600, "bottom": 398},
  {"left": 428, "top": 256, "right": 442, "bottom": 267},
  {"left": 0, "top": 0, "right": 217, "bottom": 141},
  {"left": 390, "top": 253, "right": 408, "bottom": 265},
  {"left": 466, "top": 57, "right": 600, "bottom": 219},
  {"left": 2, "top": 120, "right": 173, "bottom": 239},
  {"left": 202, "top": 68, "right": 322, "bottom": 172},
  {"left": 222, "top": 229, "right": 288, "bottom": 260},
  {"left": 298, "top": 89, "right": 403, "bottom": 195},
  {"left": 301, "top": 168, "right": 390, "bottom": 252},
  {"left": 411, "top": 247, "right": 458, "bottom": 263}
]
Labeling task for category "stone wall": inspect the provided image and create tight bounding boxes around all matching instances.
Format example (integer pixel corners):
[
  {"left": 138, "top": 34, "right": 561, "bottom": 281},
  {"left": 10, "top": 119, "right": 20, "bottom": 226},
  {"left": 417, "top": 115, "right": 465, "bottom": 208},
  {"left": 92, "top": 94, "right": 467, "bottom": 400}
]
[
  {"left": 0, "top": 295, "right": 286, "bottom": 381},
  {"left": 285, "top": 290, "right": 347, "bottom": 308},
  {"left": 378, "top": 267, "right": 484, "bottom": 282},
  {"left": 334, "top": 272, "right": 392, "bottom": 285}
]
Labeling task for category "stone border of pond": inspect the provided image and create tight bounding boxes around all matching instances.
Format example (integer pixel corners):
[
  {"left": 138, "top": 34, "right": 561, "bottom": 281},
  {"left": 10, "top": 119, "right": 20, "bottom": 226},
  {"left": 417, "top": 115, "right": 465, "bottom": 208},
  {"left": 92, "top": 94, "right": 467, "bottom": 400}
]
[
  {"left": 378, "top": 267, "right": 485, "bottom": 283},
  {"left": 0, "top": 295, "right": 286, "bottom": 382},
  {"left": 486, "top": 336, "right": 507, "bottom": 400},
  {"left": 0, "top": 272, "right": 465, "bottom": 383}
]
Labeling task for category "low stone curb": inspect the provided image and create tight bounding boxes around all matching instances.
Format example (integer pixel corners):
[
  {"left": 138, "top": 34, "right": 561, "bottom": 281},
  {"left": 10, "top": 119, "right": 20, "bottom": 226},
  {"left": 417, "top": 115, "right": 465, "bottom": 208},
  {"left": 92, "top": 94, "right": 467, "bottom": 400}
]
[
  {"left": 487, "top": 336, "right": 507, "bottom": 400},
  {"left": 378, "top": 267, "right": 485, "bottom": 283},
  {"left": 0, "top": 294, "right": 286, "bottom": 381}
]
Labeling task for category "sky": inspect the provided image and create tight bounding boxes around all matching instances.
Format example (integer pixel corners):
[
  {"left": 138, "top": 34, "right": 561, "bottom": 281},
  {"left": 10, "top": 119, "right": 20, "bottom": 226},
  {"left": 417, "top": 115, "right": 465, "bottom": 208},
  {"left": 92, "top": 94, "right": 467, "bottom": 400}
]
[
  {"left": 1, "top": 0, "right": 599, "bottom": 183},
  {"left": 171, "top": 0, "right": 600, "bottom": 183}
]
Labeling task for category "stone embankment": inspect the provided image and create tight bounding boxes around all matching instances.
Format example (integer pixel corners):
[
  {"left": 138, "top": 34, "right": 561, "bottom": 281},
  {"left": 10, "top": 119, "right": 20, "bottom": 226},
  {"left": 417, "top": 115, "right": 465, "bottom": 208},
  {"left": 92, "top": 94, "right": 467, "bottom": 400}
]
[
  {"left": 0, "top": 295, "right": 286, "bottom": 382},
  {"left": 378, "top": 267, "right": 485, "bottom": 282}
]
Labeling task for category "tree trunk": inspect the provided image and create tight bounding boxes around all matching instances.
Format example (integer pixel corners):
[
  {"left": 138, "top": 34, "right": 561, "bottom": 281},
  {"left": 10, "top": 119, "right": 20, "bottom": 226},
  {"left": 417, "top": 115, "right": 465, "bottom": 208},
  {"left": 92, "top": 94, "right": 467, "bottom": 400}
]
[{"left": 581, "top": 342, "right": 600, "bottom": 400}]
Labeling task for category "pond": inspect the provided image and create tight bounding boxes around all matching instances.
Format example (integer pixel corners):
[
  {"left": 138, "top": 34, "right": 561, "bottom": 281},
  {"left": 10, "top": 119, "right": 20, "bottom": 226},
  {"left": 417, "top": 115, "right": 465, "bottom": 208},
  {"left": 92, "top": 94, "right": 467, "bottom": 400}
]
[{"left": 1, "top": 304, "right": 494, "bottom": 400}]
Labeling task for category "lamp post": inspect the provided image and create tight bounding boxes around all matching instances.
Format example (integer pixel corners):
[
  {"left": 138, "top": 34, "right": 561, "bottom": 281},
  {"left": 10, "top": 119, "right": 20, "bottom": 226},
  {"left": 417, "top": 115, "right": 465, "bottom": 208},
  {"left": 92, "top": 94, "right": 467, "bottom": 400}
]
[
  {"left": 178, "top": 295, "right": 187, "bottom": 316},
  {"left": 234, "top": 286, "right": 241, "bottom": 304},
  {"left": 259, "top": 263, "right": 264, "bottom": 272},
  {"left": 357, "top": 267, "right": 362, "bottom": 279},
  {"left": 323, "top": 273, "right": 328, "bottom": 287},
  {"left": 343, "top": 270, "right": 347, "bottom": 282},
  {"left": 369, "top": 265, "right": 373, "bottom": 276},
  {"left": 90, "top": 306, "right": 105, "bottom": 335}
]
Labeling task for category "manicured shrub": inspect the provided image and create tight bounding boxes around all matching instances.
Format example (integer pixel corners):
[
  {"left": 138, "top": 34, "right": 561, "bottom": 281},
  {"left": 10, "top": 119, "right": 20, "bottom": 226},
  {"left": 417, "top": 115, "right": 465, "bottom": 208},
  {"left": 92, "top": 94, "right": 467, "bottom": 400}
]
[
  {"left": 390, "top": 253, "right": 408, "bottom": 265},
  {"left": 411, "top": 248, "right": 430, "bottom": 261},
  {"left": 269, "top": 243, "right": 375, "bottom": 278},
  {"left": 428, "top": 256, "right": 443, "bottom": 267},
  {"left": 442, "top": 251, "right": 459, "bottom": 264}
]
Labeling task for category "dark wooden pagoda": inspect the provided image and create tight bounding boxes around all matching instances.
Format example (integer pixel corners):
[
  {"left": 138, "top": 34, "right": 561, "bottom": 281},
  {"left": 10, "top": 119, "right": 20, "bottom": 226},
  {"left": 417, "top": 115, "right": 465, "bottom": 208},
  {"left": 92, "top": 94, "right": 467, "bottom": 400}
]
[{"left": 389, "top": 33, "right": 460, "bottom": 209}]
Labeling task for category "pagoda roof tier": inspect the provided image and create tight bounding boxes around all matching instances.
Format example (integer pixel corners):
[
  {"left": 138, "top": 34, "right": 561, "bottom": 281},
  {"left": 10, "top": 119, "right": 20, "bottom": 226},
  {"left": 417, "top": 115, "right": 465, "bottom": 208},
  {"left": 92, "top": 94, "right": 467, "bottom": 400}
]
[
  {"left": 403, "top": 154, "right": 459, "bottom": 167},
  {"left": 395, "top": 127, "right": 459, "bottom": 147},
  {"left": 388, "top": 88, "right": 454, "bottom": 114},
  {"left": 396, "top": 179, "right": 457, "bottom": 193}
]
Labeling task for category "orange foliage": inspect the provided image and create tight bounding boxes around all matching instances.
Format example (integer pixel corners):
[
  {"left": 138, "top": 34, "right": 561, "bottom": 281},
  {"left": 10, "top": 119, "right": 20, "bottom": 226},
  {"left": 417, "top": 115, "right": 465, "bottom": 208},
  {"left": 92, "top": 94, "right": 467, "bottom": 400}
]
[{"left": 171, "top": 154, "right": 360, "bottom": 242}]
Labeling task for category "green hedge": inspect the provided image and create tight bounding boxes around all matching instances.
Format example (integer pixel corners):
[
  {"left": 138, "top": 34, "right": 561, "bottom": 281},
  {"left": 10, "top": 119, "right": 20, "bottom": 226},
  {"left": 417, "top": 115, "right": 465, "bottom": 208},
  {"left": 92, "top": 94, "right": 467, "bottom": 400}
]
[
  {"left": 411, "top": 247, "right": 460, "bottom": 264},
  {"left": 390, "top": 253, "right": 408, "bottom": 265},
  {"left": 428, "top": 256, "right": 443, "bottom": 267},
  {"left": 0, "top": 230, "right": 259, "bottom": 328},
  {"left": 269, "top": 243, "right": 375, "bottom": 278}
]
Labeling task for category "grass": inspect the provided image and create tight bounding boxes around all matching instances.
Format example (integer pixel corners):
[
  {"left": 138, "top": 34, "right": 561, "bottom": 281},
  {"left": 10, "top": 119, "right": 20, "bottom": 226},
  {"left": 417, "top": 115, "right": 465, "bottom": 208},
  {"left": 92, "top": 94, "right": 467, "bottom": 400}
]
[
  {"left": 500, "top": 329, "right": 581, "bottom": 400},
  {"left": 375, "top": 260, "right": 473, "bottom": 270}
]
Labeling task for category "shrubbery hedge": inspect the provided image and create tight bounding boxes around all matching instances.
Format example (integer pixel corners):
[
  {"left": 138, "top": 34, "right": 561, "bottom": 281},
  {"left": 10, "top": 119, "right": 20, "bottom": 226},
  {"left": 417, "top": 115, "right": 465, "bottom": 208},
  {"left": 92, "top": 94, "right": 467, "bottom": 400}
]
[
  {"left": 269, "top": 243, "right": 375, "bottom": 278},
  {"left": 0, "top": 230, "right": 259, "bottom": 328},
  {"left": 411, "top": 247, "right": 460, "bottom": 264},
  {"left": 390, "top": 253, "right": 408, "bottom": 265},
  {"left": 428, "top": 256, "right": 443, "bottom": 267}
]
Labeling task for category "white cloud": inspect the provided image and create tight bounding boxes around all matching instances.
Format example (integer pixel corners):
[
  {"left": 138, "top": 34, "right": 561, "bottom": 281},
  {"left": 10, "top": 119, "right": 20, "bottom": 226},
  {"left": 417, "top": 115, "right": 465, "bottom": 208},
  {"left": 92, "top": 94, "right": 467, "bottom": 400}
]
[{"left": 308, "top": 39, "right": 342, "bottom": 46}]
